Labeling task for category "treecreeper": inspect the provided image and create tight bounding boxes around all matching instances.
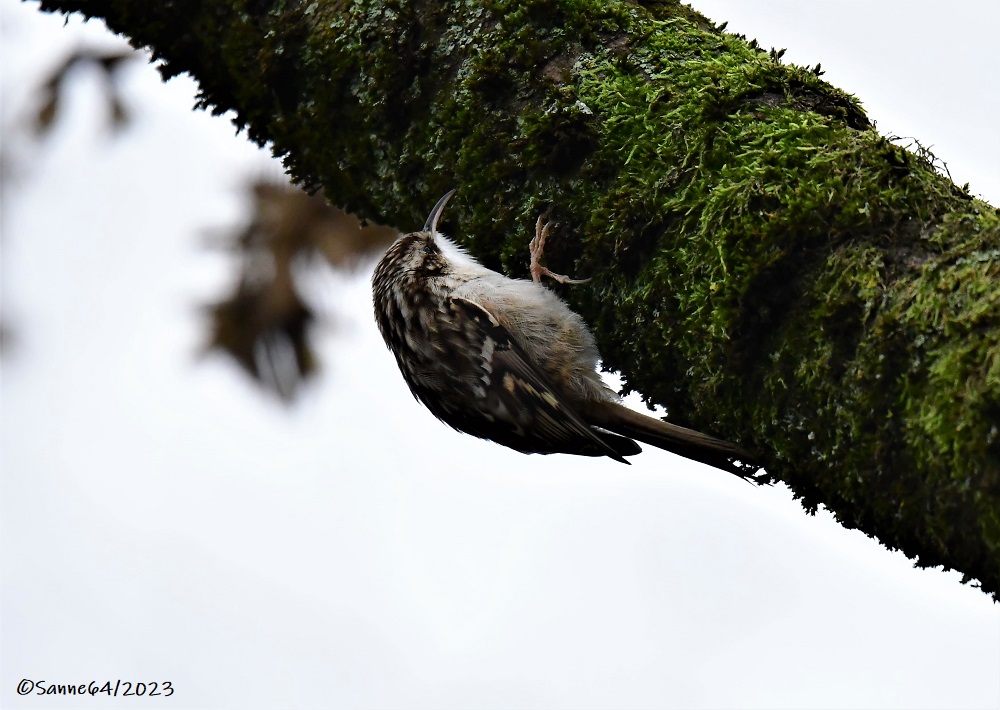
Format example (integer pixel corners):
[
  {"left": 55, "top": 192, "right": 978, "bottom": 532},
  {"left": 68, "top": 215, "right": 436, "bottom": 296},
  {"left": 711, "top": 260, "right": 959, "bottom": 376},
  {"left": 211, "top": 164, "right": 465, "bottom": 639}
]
[{"left": 372, "top": 191, "right": 761, "bottom": 480}]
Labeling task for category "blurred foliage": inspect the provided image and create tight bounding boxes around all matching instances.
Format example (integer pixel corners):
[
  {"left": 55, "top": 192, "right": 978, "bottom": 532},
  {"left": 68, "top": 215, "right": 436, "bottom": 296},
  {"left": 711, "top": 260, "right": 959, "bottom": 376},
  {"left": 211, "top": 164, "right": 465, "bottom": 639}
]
[
  {"left": 2, "top": 45, "right": 140, "bottom": 352},
  {"left": 204, "top": 180, "right": 397, "bottom": 400},
  {"left": 32, "top": 46, "right": 138, "bottom": 135},
  {"left": 11, "top": 49, "right": 400, "bottom": 399}
]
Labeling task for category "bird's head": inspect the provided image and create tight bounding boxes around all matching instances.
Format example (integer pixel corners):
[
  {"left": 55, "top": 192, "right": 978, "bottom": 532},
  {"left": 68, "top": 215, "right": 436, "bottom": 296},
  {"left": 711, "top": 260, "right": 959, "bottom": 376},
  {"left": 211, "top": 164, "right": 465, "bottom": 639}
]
[{"left": 377, "top": 189, "right": 458, "bottom": 278}]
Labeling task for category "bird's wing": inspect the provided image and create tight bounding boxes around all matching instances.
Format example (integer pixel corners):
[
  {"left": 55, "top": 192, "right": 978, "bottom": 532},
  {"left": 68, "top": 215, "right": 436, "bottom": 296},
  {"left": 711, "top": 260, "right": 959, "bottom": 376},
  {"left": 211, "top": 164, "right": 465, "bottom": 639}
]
[{"left": 445, "top": 296, "right": 635, "bottom": 462}]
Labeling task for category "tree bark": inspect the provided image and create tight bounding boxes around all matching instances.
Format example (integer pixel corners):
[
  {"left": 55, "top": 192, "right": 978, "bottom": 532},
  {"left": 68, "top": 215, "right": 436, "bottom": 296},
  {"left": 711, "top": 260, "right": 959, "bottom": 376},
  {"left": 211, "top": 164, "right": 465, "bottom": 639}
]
[{"left": 36, "top": 0, "right": 1000, "bottom": 598}]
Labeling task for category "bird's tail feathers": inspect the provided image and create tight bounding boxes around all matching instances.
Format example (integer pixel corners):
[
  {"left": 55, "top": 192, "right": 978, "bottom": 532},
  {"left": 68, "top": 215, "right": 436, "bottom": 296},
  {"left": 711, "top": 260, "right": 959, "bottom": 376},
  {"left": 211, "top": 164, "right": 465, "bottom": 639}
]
[{"left": 584, "top": 401, "right": 762, "bottom": 480}]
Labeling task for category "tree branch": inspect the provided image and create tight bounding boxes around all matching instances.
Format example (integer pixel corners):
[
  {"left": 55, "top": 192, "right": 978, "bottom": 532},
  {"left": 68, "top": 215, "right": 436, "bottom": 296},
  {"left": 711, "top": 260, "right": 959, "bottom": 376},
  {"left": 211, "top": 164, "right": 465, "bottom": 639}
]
[{"left": 35, "top": 0, "right": 1000, "bottom": 598}]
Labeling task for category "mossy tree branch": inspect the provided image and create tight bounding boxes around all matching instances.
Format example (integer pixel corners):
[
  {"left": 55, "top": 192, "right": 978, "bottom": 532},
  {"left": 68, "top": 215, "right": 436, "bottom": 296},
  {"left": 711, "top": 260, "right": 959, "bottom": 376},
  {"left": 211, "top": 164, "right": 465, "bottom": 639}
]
[{"left": 35, "top": 0, "right": 1000, "bottom": 598}]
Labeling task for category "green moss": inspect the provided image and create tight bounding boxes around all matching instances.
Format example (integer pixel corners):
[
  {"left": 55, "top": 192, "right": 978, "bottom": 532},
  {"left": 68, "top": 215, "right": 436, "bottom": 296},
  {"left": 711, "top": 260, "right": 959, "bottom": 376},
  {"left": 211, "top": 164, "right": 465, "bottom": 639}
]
[{"left": 38, "top": 0, "right": 1000, "bottom": 598}]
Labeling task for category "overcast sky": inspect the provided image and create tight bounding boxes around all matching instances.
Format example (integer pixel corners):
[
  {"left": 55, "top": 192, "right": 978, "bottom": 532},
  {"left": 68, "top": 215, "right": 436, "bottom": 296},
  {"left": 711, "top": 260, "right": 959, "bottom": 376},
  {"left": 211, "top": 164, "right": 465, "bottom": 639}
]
[{"left": 2, "top": 1, "right": 999, "bottom": 708}]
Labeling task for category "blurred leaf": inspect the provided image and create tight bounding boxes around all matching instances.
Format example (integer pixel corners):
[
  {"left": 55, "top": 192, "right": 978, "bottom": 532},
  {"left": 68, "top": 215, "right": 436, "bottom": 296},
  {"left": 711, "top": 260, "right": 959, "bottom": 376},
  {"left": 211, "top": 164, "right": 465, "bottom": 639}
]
[
  {"left": 204, "top": 179, "right": 398, "bottom": 400},
  {"left": 206, "top": 278, "right": 315, "bottom": 402},
  {"left": 243, "top": 181, "right": 397, "bottom": 268},
  {"left": 31, "top": 47, "right": 137, "bottom": 137}
]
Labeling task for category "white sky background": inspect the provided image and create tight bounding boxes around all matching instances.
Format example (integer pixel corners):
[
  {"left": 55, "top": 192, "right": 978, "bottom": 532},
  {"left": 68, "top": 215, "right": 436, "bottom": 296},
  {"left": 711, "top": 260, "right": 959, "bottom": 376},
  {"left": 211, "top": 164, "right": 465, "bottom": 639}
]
[{"left": 1, "top": 0, "right": 998, "bottom": 708}]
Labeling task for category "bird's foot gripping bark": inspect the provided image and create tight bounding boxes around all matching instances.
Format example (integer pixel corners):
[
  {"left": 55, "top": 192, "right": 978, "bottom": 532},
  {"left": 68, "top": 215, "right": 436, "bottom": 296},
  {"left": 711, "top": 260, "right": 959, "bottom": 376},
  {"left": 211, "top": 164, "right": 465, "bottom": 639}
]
[{"left": 529, "top": 216, "right": 591, "bottom": 285}]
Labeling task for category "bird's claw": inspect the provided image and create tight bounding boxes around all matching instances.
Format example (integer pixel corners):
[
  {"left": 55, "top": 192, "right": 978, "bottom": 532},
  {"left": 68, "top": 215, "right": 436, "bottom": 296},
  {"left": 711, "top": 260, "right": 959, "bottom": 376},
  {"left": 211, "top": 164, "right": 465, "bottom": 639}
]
[{"left": 530, "top": 216, "right": 591, "bottom": 285}]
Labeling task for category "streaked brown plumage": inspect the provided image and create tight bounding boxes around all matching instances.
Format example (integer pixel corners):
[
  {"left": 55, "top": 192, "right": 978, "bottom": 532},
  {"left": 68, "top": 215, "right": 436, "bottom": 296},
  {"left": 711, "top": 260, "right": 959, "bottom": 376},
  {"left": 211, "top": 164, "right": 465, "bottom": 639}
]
[{"left": 372, "top": 191, "right": 761, "bottom": 479}]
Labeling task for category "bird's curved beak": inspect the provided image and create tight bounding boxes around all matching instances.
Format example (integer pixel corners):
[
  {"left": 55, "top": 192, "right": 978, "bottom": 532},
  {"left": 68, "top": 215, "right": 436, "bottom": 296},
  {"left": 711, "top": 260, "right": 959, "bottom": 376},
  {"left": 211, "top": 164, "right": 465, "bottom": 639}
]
[{"left": 423, "top": 189, "right": 457, "bottom": 233}]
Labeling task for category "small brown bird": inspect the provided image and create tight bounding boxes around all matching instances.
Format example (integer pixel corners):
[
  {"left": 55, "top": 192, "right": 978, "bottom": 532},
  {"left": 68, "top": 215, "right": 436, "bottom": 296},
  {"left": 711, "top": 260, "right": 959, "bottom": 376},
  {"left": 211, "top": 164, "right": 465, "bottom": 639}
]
[{"left": 372, "top": 191, "right": 760, "bottom": 479}]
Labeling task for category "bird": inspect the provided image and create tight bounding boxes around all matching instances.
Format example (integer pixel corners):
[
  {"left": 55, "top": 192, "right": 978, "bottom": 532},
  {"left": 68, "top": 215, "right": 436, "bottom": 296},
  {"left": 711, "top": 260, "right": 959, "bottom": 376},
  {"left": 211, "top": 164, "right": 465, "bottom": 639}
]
[{"left": 371, "top": 190, "right": 761, "bottom": 479}]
